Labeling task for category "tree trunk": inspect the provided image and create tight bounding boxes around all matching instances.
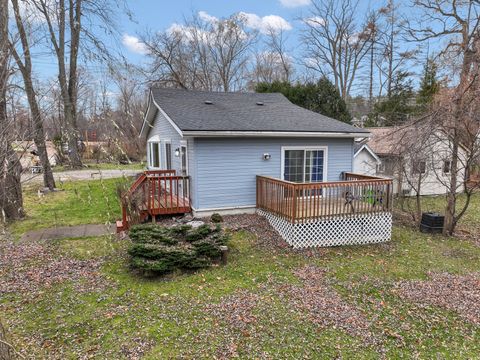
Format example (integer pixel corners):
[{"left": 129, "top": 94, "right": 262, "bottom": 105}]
[
  {"left": 10, "top": 0, "right": 56, "bottom": 190},
  {"left": 0, "top": 321, "right": 13, "bottom": 360},
  {"left": 369, "top": 42, "right": 374, "bottom": 110},
  {"left": 23, "top": 77, "right": 56, "bottom": 190},
  {"left": 0, "top": 0, "right": 24, "bottom": 222},
  {"left": 443, "top": 138, "right": 459, "bottom": 236}
]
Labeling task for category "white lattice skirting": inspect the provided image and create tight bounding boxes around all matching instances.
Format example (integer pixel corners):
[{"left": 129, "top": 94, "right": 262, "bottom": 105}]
[{"left": 258, "top": 210, "right": 392, "bottom": 248}]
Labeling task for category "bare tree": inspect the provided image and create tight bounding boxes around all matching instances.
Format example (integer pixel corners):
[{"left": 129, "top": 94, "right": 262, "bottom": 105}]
[
  {"left": 407, "top": 0, "right": 480, "bottom": 235},
  {"left": 0, "top": 0, "right": 24, "bottom": 221},
  {"left": 142, "top": 12, "right": 257, "bottom": 92},
  {"left": 252, "top": 27, "right": 293, "bottom": 85},
  {"left": 32, "top": 0, "right": 124, "bottom": 169},
  {"left": 301, "top": 0, "right": 374, "bottom": 99},
  {"left": 9, "top": 0, "right": 56, "bottom": 190},
  {"left": 377, "top": 0, "right": 415, "bottom": 98},
  {"left": 365, "top": 11, "right": 380, "bottom": 109}
]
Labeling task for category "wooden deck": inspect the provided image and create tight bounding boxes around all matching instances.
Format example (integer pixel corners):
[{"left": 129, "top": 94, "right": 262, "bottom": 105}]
[
  {"left": 117, "top": 170, "right": 191, "bottom": 231},
  {"left": 257, "top": 173, "right": 393, "bottom": 223}
]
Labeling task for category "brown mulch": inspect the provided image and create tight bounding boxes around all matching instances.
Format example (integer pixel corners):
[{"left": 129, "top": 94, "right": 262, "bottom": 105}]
[
  {"left": 221, "top": 214, "right": 290, "bottom": 249},
  {"left": 277, "top": 265, "right": 377, "bottom": 344},
  {"left": 0, "top": 239, "right": 106, "bottom": 296},
  {"left": 395, "top": 272, "right": 480, "bottom": 325}
]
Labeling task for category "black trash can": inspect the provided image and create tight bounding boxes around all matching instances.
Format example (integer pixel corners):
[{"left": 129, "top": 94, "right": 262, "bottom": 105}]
[{"left": 420, "top": 212, "right": 444, "bottom": 233}]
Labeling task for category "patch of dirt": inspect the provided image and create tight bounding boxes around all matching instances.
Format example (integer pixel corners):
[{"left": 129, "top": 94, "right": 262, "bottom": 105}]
[
  {"left": 396, "top": 272, "right": 480, "bottom": 325},
  {"left": 278, "top": 265, "right": 377, "bottom": 344}
]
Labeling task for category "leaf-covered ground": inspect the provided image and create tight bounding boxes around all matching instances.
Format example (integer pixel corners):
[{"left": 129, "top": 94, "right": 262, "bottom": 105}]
[{"left": 2, "top": 180, "right": 480, "bottom": 358}]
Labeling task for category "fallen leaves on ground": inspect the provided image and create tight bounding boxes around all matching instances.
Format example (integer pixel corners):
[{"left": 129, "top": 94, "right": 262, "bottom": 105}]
[
  {"left": 396, "top": 272, "right": 480, "bottom": 325},
  {"left": 0, "top": 239, "right": 106, "bottom": 295},
  {"left": 277, "top": 265, "right": 377, "bottom": 344}
]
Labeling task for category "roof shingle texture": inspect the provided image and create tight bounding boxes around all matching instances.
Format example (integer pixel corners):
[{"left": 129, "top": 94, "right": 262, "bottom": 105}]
[{"left": 151, "top": 88, "right": 369, "bottom": 134}]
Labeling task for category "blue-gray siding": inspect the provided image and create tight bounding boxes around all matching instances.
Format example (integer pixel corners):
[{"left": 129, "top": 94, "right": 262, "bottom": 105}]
[
  {"left": 147, "top": 108, "right": 355, "bottom": 211},
  {"left": 193, "top": 137, "right": 354, "bottom": 210},
  {"left": 147, "top": 110, "right": 198, "bottom": 207}
]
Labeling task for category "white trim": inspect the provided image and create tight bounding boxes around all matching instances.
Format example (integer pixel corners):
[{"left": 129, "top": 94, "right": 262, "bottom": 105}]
[
  {"left": 354, "top": 144, "right": 381, "bottom": 164},
  {"left": 164, "top": 139, "right": 172, "bottom": 170},
  {"left": 280, "top": 146, "right": 328, "bottom": 182},
  {"left": 147, "top": 134, "right": 161, "bottom": 142},
  {"left": 147, "top": 141, "right": 162, "bottom": 169},
  {"left": 139, "top": 97, "right": 154, "bottom": 137},
  {"left": 140, "top": 91, "right": 184, "bottom": 138},
  {"left": 180, "top": 140, "right": 189, "bottom": 176},
  {"left": 182, "top": 130, "right": 370, "bottom": 138}
]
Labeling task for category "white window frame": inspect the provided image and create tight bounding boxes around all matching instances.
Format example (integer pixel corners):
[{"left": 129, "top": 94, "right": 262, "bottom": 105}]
[
  {"left": 164, "top": 140, "right": 172, "bottom": 170},
  {"left": 180, "top": 140, "right": 189, "bottom": 176},
  {"left": 280, "top": 146, "right": 328, "bottom": 183},
  {"left": 148, "top": 141, "right": 161, "bottom": 169}
]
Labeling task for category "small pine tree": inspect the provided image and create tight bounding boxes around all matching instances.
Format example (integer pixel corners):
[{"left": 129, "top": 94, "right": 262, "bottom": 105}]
[
  {"left": 372, "top": 71, "right": 415, "bottom": 126},
  {"left": 417, "top": 58, "right": 439, "bottom": 109}
]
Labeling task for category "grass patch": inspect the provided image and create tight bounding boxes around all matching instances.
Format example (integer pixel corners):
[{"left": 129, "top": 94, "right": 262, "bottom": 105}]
[
  {"left": 52, "top": 161, "right": 145, "bottom": 172},
  {"left": 397, "top": 193, "right": 480, "bottom": 233},
  {"left": 4, "top": 227, "right": 480, "bottom": 358},
  {"left": 53, "top": 235, "right": 125, "bottom": 260},
  {"left": 4, "top": 183, "right": 480, "bottom": 358},
  {"left": 9, "top": 178, "right": 128, "bottom": 236}
]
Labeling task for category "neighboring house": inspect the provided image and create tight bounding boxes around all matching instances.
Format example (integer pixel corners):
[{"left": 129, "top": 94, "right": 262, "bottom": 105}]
[
  {"left": 13, "top": 141, "right": 58, "bottom": 170},
  {"left": 353, "top": 142, "right": 381, "bottom": 176},
  {"left": 121, "top": 88, "right": 394, "bottom": 248},
  {"left": 367, "top": 125, "right": 467, "bottom": 196}
]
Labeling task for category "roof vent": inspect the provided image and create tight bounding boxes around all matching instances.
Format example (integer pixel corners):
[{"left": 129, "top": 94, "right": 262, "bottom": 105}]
[
  {"left": 204, "top": 100, "right": 213, "bottom": 105},
  {"left": 256, "top": 101, "right": 264, "bottom": 106}
]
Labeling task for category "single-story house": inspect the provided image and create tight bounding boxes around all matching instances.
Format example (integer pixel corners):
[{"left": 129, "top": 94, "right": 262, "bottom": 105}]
[
  {"left": 367, "top": 125, "right": 467, "bottom": 196},
  {"left": 353, "top": 142, "right": 381, "bottom": 176},
  {"left": 121, "top": 88, "right": 394, "bottom": 248}
]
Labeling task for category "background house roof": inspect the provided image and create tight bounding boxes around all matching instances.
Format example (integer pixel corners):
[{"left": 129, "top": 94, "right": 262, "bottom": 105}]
[
  {"left": 148, "top": 88, "right": 370, "bottom": 135},
  {"left": 367, "top": 127, "right": 414, "bottom": 156}
]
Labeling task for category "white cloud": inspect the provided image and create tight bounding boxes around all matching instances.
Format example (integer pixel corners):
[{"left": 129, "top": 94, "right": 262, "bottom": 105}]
[
  {"left": 198, "top": 11, "right": 218, "bottom": 23},
  {"left": 239, "top": 12, "right": 292, "bottom": 33},
  {"left": 122, "top": 34, "right": 147, "bottom": 55},
  {"left": 279, "top": 0, "right": 311, "bottom": 8},
  {"left": 304, "top": 16, "right": 325, "bottom": 27}
]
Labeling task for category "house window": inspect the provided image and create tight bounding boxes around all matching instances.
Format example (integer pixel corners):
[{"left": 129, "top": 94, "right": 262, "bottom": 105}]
[
  {"left": 180, "top": 145, "right": 188, "bottom": 176},
  {"left": 165, "top": 142, "right": 172, "bottom": 170},
  {"left": 443, "top": 160, "right": 451, "bottom": 174},
  {"left": 413, "top": 160, "right": 426, "bottom": 174},
  {"left": 149, "top": 142, "right": 160, "bottom": 168},
  {"left": 377, "top": 162, "right": 386, "bottom": 174},
  {"left": 283, "top": 147, "right": 326, "bottom": 183}
]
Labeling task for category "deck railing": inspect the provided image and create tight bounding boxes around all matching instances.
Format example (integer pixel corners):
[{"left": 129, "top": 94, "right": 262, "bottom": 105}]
[
  {"left": 119, "top": 170, "right": 190, "bottom": 231},
  {"left": 256, "top": 172, "right": 393, "bottom": 223}
]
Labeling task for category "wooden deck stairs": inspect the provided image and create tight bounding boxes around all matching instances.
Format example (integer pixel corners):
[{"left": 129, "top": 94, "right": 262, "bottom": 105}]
[{"left": 116, "top": 170, "right": 191, "bottom": 232}]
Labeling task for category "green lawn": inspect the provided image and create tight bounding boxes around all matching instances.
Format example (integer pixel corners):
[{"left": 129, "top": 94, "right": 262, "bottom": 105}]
[
  {"left": 2, "top": 183, "right": 480, "bottom": 358},
  {"left": 397, "top": 193, "right": 480, "bottom": 234},
  {"left": 52, "top": 161, "right": 146, "bottom": 172},
  {"left": 9, "top": 178, "right": 128, "bottom": 236}
]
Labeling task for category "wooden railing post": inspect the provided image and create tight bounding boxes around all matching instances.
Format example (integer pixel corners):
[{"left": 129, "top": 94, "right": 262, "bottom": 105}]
[{"left": 292, "top": 183, "right": 297, "bottom": 223}]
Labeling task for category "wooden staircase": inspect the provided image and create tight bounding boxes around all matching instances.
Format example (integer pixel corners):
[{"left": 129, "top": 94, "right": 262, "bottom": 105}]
[{"left": 116, "top": 170, "right": 191, "bottom": 232}]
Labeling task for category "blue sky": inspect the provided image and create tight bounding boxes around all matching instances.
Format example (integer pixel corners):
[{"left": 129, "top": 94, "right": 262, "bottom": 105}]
[
  {"left": 120, "top": 0, "right": 316, "bottom": 63},
  {"left": 27, "top": 0, "right": 425, "bottom": 96}
]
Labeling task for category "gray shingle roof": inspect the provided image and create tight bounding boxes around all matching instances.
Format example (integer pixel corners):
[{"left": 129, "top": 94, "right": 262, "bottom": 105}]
[{"left": 150, "top": 88, "right": 369, "bottom": 135}]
